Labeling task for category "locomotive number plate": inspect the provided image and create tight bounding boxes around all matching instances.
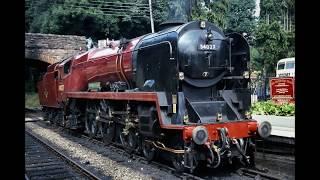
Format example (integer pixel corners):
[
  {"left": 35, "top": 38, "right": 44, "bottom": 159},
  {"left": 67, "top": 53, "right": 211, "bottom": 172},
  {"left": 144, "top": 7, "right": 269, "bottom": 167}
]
[{"left": 198, "top": 44, "right": 216, "bottom": 51}]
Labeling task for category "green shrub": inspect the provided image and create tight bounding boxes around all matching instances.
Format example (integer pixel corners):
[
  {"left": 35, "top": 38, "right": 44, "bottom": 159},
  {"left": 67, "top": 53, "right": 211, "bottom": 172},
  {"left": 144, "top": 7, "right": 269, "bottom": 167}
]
[
  {"left": 250, "top": 100, "right": 295, "bottom": 116},
  {"left": 25, "top": 81, "right": 36, "bottom": 92},
  {"left": 25, "top": 92, "right": 40, "bottom": 108}
]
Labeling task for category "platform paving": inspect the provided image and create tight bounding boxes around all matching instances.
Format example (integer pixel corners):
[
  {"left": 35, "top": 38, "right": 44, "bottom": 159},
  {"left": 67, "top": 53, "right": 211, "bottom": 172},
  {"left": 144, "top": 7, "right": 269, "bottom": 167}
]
[{"left": 252, "top": 115, "right": 295, "bottom": 138}]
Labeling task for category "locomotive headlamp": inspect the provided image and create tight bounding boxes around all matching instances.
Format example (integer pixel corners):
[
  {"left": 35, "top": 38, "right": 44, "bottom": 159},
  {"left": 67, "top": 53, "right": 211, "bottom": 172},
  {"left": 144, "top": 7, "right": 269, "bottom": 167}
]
[
  {"left": 207, "top": 32, "right": 214, "bottom": 41},
  {"left": 192, "top": 126, "right": 208, "bottom": 145},
  {"left": 200, "top": 21, "right": 206, "bottom": 29},
  {"left": 178, "top": 72, "right": 184, "bottom": 80}
]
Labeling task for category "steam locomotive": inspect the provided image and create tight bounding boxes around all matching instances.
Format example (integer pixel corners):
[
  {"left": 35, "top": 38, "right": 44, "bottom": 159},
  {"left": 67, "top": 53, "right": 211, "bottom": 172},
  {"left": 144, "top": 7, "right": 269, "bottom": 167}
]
[{"left": 37, "top": 20, "right": 271, "bottom": 173}]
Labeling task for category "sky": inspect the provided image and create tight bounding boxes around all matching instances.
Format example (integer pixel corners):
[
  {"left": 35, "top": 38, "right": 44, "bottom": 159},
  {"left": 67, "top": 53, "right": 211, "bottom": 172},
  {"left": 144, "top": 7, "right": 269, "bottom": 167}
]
[{"left": 255, "top": 0, "right": 261, "bottom": 17}]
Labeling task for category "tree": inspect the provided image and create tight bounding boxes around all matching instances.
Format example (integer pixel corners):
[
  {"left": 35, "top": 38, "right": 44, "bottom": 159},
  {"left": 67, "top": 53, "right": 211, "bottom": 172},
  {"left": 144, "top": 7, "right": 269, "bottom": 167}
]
[
  {"left": 286, "top": 30, "right": 295, "bottom": 57},
  {"left": 260, "top": 0, "right": 282, "bottom": 24},
  {"left": 226, "top": 0, "right": 256, "bottom": 35},
  {"left": 25, "top": 0, "right": 171, "bottom": 40},
  {"left": 254, "top": 0, "right": 295, "bottom": 70},
  {"left": 253, "top": 21, "right": 289, "bottom": 99},
  {"left": 25, "top": 0, "right": 52, "bottom": 32},
  {"left": 254, "top": 21, "right": 288, "bottom": 74},
  {"left": 260, "top": 0, "right": 295, "bottom": 32},
  {"left": 192, "top": 0, "right": 230, "bottom": 29},
  {"left": 167, "top": 0, "right": 189, "bottom": 22},
  {"left": 27, "top": 0, "right": 122, "bottom": 40}
]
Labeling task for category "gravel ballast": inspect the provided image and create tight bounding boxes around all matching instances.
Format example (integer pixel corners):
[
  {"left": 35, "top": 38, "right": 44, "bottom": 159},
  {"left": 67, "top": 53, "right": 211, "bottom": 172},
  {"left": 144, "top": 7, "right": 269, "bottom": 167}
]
[{"left": 25, "top": 122, "right": 179, "bottom": 180}]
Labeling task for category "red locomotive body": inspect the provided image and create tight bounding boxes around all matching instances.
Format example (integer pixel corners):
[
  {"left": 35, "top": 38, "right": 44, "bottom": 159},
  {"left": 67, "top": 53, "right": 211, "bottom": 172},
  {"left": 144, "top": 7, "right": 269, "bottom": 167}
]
[
  {"left": 37, "top": 21, "right": 271, "bottom": 173},
  {"left": 38, "top": 37, "right": 142, "bottom": 107},
  {"left": 37, "top": 64, "right": 60, "bottom": 107}
]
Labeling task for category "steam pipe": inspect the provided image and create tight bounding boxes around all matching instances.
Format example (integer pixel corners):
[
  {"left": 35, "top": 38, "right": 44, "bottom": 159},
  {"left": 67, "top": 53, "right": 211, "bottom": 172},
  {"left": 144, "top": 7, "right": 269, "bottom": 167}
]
[
  {"left": 206, "top": 143, "right": 214, "bottom": 164},
  {"left": 219, "top": 128, "right": 227, "bottom": 153},
  {"left": 233, "top": 139, "right": 250, "bottom": 164},
  {"left": 212, "top": 146, "right": 221, "bottom": 168}
]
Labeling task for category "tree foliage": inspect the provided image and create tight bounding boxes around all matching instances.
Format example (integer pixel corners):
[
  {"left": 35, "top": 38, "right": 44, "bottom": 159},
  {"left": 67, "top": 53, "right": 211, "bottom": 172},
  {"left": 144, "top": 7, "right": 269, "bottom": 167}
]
[
  {"left": 253, "top": 21, "right": 289, "bottom": 74},
  {"left": 226, "top": 0, "right": 256, "bottom": 35},
  {"left": 260, "top": 0, "right": 295, "bottom": 31},
  {"left": 25, "top": 0, "right": 170, "bottom": 40},
  {"left": 250, "top": 0, "right": 295, "bottom": 74},
  {"left": 167, "top": 0, "right": 189, "bottom": 22},
  {"left": 192, "top": 0, "right": 230, "bottom": 29},
  {"left": 191, "top": 0, "right": 256, "bottom": 36}
]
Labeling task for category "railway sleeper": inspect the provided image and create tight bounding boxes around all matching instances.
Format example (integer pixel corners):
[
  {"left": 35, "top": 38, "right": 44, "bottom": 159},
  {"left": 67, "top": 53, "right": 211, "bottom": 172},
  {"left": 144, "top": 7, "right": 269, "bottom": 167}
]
[
  {"left": 26, "top": 162, "right": 63, "bottom": 168},
  {"left": 27, "top": 168, "right": 70, "bottom": 177},
  {"left": 238, "top": 168, "right": 282, "bottom": 180}
]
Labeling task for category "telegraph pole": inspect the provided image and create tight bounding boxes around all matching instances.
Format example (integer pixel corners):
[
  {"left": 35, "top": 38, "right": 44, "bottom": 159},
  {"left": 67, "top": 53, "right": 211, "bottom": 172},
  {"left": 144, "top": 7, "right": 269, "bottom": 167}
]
[{"left": 148, "top": 0, "right": 154, "bottom": 33}]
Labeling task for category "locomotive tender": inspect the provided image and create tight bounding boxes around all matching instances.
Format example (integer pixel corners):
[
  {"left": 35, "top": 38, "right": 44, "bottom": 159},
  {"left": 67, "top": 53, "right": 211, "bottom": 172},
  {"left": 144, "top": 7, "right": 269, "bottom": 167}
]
[{"left": 37, "top": 20, "right": 271, "bottom": 172}]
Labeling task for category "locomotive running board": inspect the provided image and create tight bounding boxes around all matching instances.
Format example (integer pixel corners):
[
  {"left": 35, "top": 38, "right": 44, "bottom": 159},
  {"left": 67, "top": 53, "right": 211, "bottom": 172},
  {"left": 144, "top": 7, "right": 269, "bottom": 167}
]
[
  {"left": 64, "top": 91, "right": 185, "bottom": 130},
  {"left": 65, "top": 92, "right": 158, "bottom": 102}
]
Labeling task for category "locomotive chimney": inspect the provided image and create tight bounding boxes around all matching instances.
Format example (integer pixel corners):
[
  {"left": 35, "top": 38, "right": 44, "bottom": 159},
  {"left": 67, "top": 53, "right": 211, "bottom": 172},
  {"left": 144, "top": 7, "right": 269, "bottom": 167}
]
[{"left": 157, "top": 0, "right": 195, "bottom": 31}]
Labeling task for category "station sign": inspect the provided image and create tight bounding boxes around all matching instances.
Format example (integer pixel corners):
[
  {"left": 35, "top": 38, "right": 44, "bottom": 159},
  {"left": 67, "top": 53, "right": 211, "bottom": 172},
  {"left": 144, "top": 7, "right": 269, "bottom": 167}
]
[{"left": 270, "top": 77, "right": 295, "bottom": 104}]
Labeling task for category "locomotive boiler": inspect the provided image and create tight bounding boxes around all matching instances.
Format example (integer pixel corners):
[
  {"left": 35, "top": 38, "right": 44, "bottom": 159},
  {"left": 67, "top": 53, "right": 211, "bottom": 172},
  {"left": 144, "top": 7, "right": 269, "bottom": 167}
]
[{"left": 37, "top": 20, "right": 271, "bottom": 173}]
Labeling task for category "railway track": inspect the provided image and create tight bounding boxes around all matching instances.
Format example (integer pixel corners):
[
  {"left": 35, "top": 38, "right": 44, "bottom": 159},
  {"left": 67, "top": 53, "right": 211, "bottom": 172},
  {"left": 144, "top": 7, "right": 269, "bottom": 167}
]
[
  {"left": 78, "top": 133, "right": 284, "bottom": 180},
  {"left": 256, "top": 138, "right": 295, "bottom": 156},
  {"left": 25, "top": 110, "right": 290, "bottom": 180},
  {"left": 25, "top": 130, "right": 102, "bottom": 180},
  {"left": 78, "top": 133, "right": 205, "bottom": 180}
]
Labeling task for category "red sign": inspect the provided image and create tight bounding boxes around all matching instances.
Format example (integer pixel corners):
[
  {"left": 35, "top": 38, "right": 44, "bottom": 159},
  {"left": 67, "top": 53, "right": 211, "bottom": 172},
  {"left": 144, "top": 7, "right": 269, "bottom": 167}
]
[{"left": 270, "top": 77, "right": 295, "bottom": 104}]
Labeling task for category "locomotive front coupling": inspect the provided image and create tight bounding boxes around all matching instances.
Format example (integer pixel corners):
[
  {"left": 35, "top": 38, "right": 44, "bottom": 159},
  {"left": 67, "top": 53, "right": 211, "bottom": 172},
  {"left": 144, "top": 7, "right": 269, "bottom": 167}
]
[{"left": 182, "top": 120, "right": 271, "bottom": 170}]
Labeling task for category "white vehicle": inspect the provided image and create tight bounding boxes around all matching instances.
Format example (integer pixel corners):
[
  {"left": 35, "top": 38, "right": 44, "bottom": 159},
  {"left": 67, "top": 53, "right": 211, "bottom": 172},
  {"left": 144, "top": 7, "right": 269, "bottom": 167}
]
[{"left": 276, "top": 57, "right": 295, "bottom": 77}]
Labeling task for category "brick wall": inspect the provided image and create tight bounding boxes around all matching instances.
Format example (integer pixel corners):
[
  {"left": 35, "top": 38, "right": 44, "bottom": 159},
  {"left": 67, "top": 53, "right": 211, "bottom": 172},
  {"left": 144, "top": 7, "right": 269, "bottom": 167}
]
[{"left": 25, "top": 33, "right": 87, "bottom": 64}]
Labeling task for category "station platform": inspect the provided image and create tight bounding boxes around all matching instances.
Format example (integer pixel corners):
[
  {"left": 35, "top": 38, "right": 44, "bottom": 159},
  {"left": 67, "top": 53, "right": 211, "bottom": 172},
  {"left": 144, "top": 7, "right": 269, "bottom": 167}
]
[{"left": 253, "top": 115, "right": 294, "bottom": 138}]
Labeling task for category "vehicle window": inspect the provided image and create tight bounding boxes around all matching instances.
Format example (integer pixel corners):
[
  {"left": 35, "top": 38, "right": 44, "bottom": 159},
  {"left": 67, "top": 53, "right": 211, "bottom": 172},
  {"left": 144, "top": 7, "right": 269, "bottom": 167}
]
[
  {"left": 38, "top": 73, "right": 45, "bottom": 81},
  {"left": 286, "top": 61, "right": 295, "bottom": 69},
  {"left": 54, "top": 71, "right": 59, "bottom": 79},
  {"left": 277, "top": 63, "right": 285, "bottom": 70},
  {"left": 64, "top": 61, "right": 72, "bottom": 74}
]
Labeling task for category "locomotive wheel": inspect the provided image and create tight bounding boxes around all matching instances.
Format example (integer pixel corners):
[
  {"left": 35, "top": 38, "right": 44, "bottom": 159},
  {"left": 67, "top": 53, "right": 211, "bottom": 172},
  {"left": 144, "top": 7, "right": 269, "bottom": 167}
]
[
  {"left": 246, "top": 140, "right": 256, "bottom": 167},
  {"left": 128, "top": 130, "right": 138, "bottom": 149},
  {"left": 51, "top": 111, "right": 60, "bottom": 127},
  {"left": 48, "top": 111, "right": 54, "bottom": 124},
  {"left": 142, "top": 139, "right": 155, "bottom": 161},
  {"left": 101, "top": 122, "right": 115, "bottom": 145},
  {"left": 85, "top": 111, "right": 98, "bottom": 138},
  {"left": 172, "top": 154, "right": 185, "bottom": 173},
  {"left": 43, "top": 108, "right": 49, "bottom": 121}
]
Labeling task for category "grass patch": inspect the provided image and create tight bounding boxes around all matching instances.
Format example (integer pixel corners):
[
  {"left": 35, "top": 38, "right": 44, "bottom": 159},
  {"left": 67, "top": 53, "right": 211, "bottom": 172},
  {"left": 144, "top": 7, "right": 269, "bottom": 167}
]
[{"left": 25, "top": 92, "right": 40, "bottom": 108}]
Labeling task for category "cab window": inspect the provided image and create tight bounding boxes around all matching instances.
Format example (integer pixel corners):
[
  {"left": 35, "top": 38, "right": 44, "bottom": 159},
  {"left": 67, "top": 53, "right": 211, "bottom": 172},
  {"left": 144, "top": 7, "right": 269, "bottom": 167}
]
[
  {"left": 64, "top": 60, "right": 72, "bottom": 74},
  {"left": 286, "top": 61, "right": 295, "bottom": 69},
  {"left": 277, "top": 62, "right": 285, "bottom": 70},
  {"left": 54, "top": 71, "right": 59, "bottom": 79}
]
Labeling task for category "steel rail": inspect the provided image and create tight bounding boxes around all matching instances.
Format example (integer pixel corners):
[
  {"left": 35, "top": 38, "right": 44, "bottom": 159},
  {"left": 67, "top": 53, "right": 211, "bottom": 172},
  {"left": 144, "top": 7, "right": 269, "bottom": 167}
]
[
  {"left": 25, "top": 130, "right": 102, "bottom": 180},
  {"left": 238, "top": 168, "right": 282, "bottom": 180}
]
